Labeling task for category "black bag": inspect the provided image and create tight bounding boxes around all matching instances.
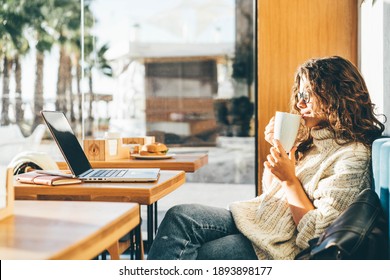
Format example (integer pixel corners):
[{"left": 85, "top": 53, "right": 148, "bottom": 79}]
[{"left": 295, "top": 188, "right": 389, "bottom": 260}]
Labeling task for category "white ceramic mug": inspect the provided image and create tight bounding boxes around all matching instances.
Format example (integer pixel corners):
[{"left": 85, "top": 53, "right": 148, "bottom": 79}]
[{"left": 274, "top": 111, "right": 301, "bottom": 152}]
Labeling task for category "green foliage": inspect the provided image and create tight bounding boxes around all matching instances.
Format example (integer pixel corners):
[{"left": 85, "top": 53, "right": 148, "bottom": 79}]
[
  {"left": 1, "top": 0, "right": 114, "bottom": 129},
  {"left": 0, "top": 0, "right": 29, "bottom": 54},
  {"left": 84, "top": 36, "right": 113, "bottom": 78}
]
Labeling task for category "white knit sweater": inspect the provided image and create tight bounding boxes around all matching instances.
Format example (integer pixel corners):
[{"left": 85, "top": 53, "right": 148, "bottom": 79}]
[{"left": 229, "top": 128, "right": 372, "bottom": 260}]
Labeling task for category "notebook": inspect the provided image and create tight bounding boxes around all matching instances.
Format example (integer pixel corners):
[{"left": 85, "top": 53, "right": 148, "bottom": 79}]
[
  {"left": 17, "top": 171, "right": 82, "bottom": 186},
  {"left": 40, "top": 111, "right": 160, "bottom": 182}
]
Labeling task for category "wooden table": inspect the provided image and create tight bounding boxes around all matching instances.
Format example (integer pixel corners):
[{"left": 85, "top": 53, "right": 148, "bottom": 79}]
[
  {"left": 56, "top": 153, "right": 208, "bottom": 173},
  {"left": 14, "top": 170, "right": 186, "bottom": 251},
  {"left": 0, "top": 200, "right": 140, "bottom": 260}
]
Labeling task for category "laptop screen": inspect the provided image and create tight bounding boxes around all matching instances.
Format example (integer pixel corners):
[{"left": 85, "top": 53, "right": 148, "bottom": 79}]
[{"left": 41, "top": 111, "right": 92, "bottom": 176}]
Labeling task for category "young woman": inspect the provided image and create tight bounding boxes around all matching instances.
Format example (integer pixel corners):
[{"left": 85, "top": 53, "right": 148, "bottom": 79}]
[{"left": 147, "top": 56, "right": 385, "bottom": 260}]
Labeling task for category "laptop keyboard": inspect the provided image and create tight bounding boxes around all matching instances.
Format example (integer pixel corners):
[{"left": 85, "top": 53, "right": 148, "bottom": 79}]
[{"left": 91, "top": 169, "right": 127, "bottom": 178}]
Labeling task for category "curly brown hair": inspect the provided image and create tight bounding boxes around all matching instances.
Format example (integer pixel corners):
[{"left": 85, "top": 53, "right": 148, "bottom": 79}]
[{"left": 290, "top": 56, "right": 385, "bottom": 153}]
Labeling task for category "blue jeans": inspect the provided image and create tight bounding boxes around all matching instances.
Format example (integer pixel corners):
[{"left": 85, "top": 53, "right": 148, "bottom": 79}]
[{"left": 147, "top": 204, "right": 258, "bottom": 260}]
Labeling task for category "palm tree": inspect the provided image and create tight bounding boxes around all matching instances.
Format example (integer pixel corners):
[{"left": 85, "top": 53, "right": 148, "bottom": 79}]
[
  {"left": 0, "top": 56, "right": 11, "bottom": 126},
  {"left": 52, "top": 0, "right": 94, "bottom": 131},
  {"left": 52, "top": 0, "right": 80, "bottom": 117},
  {"left": 0, "top": 0, "right": 29, "bottom": 126},
  {"left": 84, "top": 36, "right": 113, "bottom": 136},
  {"left": 12, "top": 2, "right": 30, "bottom": 129},
  {"left": 14, "top": 53, "right": 26, "bottom": 127},
  {"left": 16, "top": 0, "right": 56, "bottom": 131}
]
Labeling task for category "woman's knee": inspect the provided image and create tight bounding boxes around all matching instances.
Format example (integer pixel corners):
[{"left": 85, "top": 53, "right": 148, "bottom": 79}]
[
  {"left": 165, "top": 204, "right": 204, "bottom": 219},
  {"left": 162, "top": 204, "right": 198, "bottom": 226}
]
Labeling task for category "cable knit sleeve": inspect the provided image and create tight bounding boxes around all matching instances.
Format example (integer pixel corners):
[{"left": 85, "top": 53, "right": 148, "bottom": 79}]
[{"left": 295, "top": 145, "right": 372, "bottom": 249}]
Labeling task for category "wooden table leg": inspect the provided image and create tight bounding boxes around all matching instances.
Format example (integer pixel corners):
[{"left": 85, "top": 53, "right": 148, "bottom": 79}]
[{"left": 106, "top": 241, "right": 120, "bottom": 260}]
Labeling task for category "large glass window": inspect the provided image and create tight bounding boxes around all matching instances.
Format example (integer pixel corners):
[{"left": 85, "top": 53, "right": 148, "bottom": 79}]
[{"left": 0, "top": 0, "right": 256, "bottom": 210}]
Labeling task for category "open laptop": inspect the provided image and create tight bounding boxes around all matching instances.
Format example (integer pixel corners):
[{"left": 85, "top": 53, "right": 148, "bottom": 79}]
[{"left": 40, "top": 110, "right": 160, "bottom": 182}]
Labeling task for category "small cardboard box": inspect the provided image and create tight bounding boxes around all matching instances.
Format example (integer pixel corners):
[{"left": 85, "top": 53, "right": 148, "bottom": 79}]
[
  {"left": 83, "top": 139, "right": 129, "bottom": 161},
  {"left": 0, "top": 167, "right": 14, "bottom": 221}
]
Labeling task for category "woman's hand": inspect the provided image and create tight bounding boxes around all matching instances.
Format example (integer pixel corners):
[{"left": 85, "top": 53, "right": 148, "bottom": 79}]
[
  {"left": 264, "top": 139, "right": 314, "bottom": 225},
  {"left": 264, "top": 117, "right": 275, "bottom": 145},
  {"left": 264, "top": 139, "right": 297, "bottom": 184}
]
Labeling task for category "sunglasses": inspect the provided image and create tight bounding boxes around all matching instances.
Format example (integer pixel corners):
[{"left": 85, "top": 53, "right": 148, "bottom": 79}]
[{"left": 296, "top": 91, "right": 311, "bottom": 104}]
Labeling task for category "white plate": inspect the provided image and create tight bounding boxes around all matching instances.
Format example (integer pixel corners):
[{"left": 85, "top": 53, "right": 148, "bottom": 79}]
[{"left": 132, "top": 154, "right": 175, "bottom": 160}]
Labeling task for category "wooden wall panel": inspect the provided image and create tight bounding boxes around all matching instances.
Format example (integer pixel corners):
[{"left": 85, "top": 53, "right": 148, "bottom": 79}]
[{"left": 257, "top": 0, "right": 357, "bottom": 194}]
